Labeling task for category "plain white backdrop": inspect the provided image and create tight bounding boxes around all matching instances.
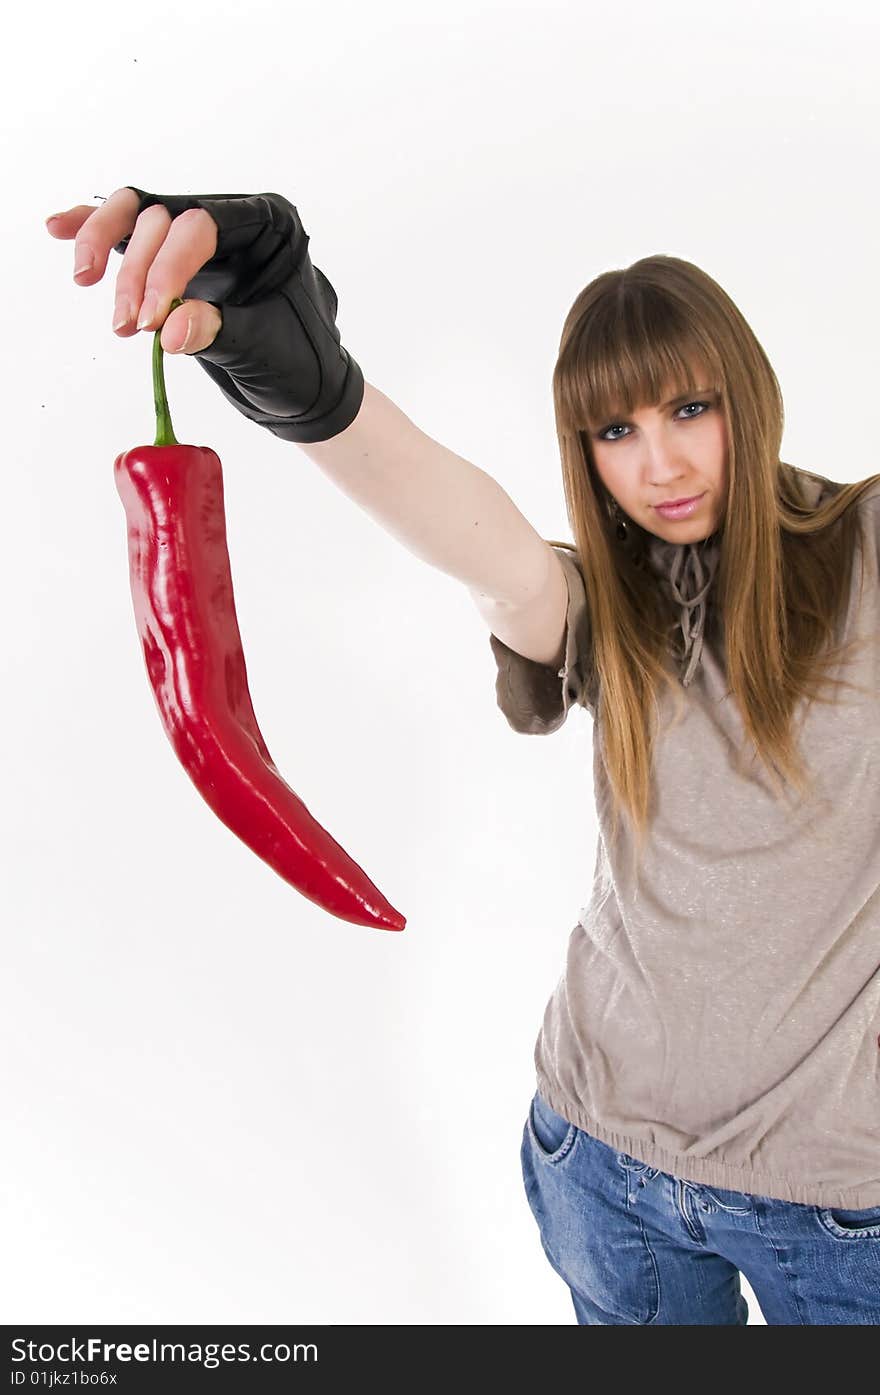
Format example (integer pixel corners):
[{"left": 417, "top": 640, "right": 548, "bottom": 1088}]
[{"left": 3, "top": 0, "right": 878, "bottom": 1325}]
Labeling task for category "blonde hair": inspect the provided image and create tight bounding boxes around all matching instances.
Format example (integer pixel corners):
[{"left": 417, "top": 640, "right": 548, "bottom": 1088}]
[{"left": 545, "top": 253, "right": 879, "bottom": 867}]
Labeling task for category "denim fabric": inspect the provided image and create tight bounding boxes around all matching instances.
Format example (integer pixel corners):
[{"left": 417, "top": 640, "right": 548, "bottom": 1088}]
[{"left": 522, "top": 1090, "right": 880, "bottom": 1324}]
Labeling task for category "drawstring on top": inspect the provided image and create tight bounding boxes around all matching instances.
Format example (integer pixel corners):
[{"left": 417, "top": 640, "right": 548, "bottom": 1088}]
[{"left": 642, "top": 531, "right": 723, "bottom": 687}]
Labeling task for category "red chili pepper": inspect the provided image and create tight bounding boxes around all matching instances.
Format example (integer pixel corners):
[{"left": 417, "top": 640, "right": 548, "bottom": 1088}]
[{"left": 113, "top": 302, "right": 406, "bottom": 932}]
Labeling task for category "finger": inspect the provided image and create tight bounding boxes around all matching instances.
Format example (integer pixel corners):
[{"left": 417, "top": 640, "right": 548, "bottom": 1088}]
[
  {"left": 110, "top": 202, "right": 172, "bottom": 333},
  {"left": 158, "top": 300, "right": 223, "bottom": 356},
  {"left": 45, "top": 188, "right": 141, "bottom": 284},
  {"left": 114, "top": 205, "right": 219, "bottom": 338},
  {"left": 44, "top": 204, "right": 103, "bottom": 237}
]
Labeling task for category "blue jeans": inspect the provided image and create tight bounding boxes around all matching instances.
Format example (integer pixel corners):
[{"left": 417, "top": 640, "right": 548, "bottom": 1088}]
[{"left": 522, "top": 1089, "right": 880, "bottom": 1324}]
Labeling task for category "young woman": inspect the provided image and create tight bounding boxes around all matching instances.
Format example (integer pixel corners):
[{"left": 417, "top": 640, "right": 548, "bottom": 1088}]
[{"left": 47, "top": 187, "right": 880, "bottom": 1324}]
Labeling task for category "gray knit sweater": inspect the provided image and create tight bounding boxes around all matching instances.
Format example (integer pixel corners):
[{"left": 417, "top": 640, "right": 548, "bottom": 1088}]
[{"left": 489, "top": 467, "right": 880, "bottom": 1206}]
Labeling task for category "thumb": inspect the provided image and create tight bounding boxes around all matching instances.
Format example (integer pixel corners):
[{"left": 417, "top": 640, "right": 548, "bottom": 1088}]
[{"left": 160, "top": 299, "right": 223, "bottom": 355}]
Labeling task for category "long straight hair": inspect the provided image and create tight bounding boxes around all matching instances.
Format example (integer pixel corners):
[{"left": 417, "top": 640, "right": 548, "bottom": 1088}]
[{"left": 546, "top": 254, "right": 879, "bottom": 866}]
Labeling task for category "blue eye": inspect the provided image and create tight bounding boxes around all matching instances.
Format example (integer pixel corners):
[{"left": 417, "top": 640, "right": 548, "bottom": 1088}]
[{"left": 596, "top": 400, "right": 711, "bottom": 443}]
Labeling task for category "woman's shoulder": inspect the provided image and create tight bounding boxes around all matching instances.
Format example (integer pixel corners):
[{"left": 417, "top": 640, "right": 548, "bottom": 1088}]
[
  {"left": 791, "top": 466, "right": 880, "bottom": 511},
  {"left": 856, "top": 475, "right": 880, "bottom": 509}
]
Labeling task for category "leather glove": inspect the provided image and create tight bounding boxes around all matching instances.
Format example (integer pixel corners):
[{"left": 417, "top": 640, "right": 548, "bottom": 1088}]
[{"left": 112, "top": 187, "right": 364, "bottom": 444}]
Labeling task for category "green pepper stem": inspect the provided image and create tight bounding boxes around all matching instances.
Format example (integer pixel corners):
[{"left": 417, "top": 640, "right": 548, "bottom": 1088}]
[{"left": 152, "top": 296, "right": 185, "bottom": 446}]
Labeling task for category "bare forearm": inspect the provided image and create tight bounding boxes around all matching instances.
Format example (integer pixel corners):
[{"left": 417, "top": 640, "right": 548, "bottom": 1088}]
[{"left": 297, "top": 381, "right": 550, "bottom": 605}]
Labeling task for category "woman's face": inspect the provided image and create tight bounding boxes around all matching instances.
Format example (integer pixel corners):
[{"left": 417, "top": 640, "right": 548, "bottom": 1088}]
[{"left": 589, "top": 383, "right": 729, "bottom": 542}]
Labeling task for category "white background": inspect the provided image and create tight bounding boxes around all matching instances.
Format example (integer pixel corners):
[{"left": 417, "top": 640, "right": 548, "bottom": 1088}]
[{"left": 3, "top": 0, "right": 878, "bottom": 1326}]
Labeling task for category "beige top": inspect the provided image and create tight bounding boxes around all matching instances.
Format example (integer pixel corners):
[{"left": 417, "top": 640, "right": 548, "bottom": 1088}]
[{"left": 489, "top": 467, "right": 880, "bottom": 1206}]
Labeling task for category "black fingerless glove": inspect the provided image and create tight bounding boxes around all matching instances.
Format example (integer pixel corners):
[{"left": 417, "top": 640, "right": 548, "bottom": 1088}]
[{"left": 112, "top": 188, "right": 365, "bottom": 444}]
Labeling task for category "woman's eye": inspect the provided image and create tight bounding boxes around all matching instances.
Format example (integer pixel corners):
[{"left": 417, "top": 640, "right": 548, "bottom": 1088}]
[{"left": 597, "top": 400, "right": 710, "bottom": 442}]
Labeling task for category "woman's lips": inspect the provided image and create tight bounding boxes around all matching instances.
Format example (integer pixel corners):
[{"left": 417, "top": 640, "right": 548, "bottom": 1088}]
[{"left": 653, "top": 493, "right": 706, "bottom": 519}]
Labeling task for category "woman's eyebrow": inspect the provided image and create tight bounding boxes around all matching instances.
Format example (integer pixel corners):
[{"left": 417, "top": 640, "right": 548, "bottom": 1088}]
[{"left": 662, "top": 386, "right": 716, "bottom": 406}]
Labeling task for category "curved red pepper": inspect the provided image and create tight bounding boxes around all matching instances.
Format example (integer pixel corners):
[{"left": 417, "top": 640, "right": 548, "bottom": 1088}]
[{"left": 113, "top": 303, "right": 406, "bottom": 932}]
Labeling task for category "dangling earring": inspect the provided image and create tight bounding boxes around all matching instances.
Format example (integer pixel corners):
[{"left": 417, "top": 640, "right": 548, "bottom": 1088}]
[{"left": 609, "top": 497, "right": 628, "bottom": 543}]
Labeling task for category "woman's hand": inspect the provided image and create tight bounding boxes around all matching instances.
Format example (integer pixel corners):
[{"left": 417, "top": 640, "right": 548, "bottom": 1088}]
[
  {"left": 45, "top": 187, "right": 223, "bottom": 355},
  {"left": 45, "top": 185, "right": 365, "bottom": 443}
]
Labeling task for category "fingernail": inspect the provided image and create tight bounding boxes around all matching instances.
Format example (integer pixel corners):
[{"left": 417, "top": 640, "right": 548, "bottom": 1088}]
[
  {"left": 113, "top": 299, "right": 133, "bottom": 331},
  {"left": 74, "top": 247, "right": 94, "bottom": 277},
  {"left": 137, "top": 291, "right": 159, "bottom": 330}
]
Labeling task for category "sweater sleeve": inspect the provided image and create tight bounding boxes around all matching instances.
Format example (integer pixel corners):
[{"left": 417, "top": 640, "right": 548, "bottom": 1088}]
[{"left": 487, "top": 545, "right": 597, "bottom": 733}]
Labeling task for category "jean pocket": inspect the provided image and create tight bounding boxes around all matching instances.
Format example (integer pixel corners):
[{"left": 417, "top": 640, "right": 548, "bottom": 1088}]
[
  {"left": 817, "top": 1205, "right": 880, "bottom": 1239},
  {"left": 527, "top": 1090, "right": 578, "bottom": 1162}
]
